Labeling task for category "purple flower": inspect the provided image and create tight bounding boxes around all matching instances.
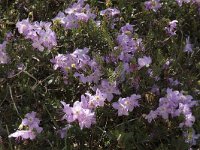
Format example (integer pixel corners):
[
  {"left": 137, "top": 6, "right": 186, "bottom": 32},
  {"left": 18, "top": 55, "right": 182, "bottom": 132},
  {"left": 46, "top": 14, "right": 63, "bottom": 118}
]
[
  {"left": 71, "top": 101, "right": 96, "bottom": 129},
  {"left": 57, "top": 125, "right": 71, "bottom": 139},
  {"left": 16, "top": 19, "right": 57, "bottom": 51},
  {"left": 53, "top": 0, "right": 96, "bottom": 29},
  {"left": 99, "top": 80, "right": 121, "bottom": 101},
  {"left": 100, "top": 8, "right": 120, "bottom": 17},
  {"left": 8, "top": 130, "right": 36, "bottom": 140},
  {"left": 165, "top": 20, "right": 178, "bottom": 36},
  {"left": 168, "top": 77, "right": 180, "bottom": 86},
  {"left": 61, "top": 101, "right": 74, "bottom": 123},
  {"left": 112, "top": 94, "right": 141, "bottom": 116},
  {"left": 16, "top": 19, "right": 32, "bottom": 35},
  {"left": 86, "top": 89, "right": 107, "bottom": 109},
  {"left": 120, "top": 23, "right": 134, "bottom": 33},
  {"left": 74, "top": 68, "right": 102, "bottom": 84},
  {"left": 77, "top": 109, "right": 96, "bottom": 129},
  {"left": 138, "top": 56, "right": 152, "bottom": 68},
  {"left": 0, "top": 41, "right": 9, "bottom": 64},
  {"left": 22, "top": 112, "right": 42, "bottom": 132},
  {"left": 8, "top": 111, "right": 43, "bottom": 141},
  {"left": 39, "top": 29, "right": 57, "bottom": 50},
  {"left": 145, "top": 110, "right": 158, "bottom": 123},
  {"left": 184, "top": 36, "right": 193, "bottom": 53},
  {"left": 144, "top": 0, "right": 162, "bottom": 12},
  {"left": 51, "top": 47, "right": 91, "bottom": 75}
]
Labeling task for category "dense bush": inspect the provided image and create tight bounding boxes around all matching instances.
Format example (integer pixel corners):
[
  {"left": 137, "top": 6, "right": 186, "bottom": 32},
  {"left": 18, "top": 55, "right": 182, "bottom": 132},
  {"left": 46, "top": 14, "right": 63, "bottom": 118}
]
[{"left": 0, "top": 0, "right": 200, "bottom": 149}]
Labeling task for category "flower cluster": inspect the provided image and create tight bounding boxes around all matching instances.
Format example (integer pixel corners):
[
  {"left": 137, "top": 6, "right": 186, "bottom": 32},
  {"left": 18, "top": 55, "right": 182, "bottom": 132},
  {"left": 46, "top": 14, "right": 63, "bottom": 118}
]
[
  {"left": 116, "top": 23, "right": 144, "bottom": 63},
  {"left": 53, "top": 0, "right": 96, "bottom": 29},
  {"left": 9, "top": 112, "right": 43, "bottom": 140},
  {"left": 61, "top": 94, "right": 98, "bottom": 129},
  {"left": 51, "top": 47, "right": 102, "bottom": 84},
  {"left": 61, "top": 85, "right": 122, "bottom": 129},
  {"left": 51, "top": 47, "right": 90, "bottom": 71},
  {"left": 16, "top": 19, "right": 57, "bottom": 51},
  {"left": 145, "top": 89, "right": 197, "bottom": 127},
  {"left": 112, "top": 94, "right": 141, "bottom": 116}
]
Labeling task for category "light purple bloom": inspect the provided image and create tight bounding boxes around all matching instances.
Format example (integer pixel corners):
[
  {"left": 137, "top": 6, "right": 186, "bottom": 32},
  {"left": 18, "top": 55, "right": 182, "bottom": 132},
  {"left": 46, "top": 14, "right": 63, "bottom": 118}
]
[
  {"left": 57, "top": 125, "right": 71, "bottom": 139},
  {"left": 16, "top": 19, "right": 32, "bottom": 35},
  {"left": 145, "top": 110, "right": 158, "bottom": 123},
  {"left": 99, "top": 80, "right": 121, "bottom": 102},
  {"left": 168, "top": 78, "right": 180, "bottom": 86},
  {"left": 8, "top": 130, "right": 36, "bottom": 140},
  {"left": 112, "top": 94, "right": 141, "bottom": 116},
  {"left": 53, "top": 0, "right": 96, "bottom": 29},
  {"left": 138, "top": 56, "right": 152, "bottom": 68},
  {"left": 8, "top": 111, "right": 43, "bottom": 140},
  {"left": 22, "top": 111, "right": 42, "bottom": 133},
  {"left": 184, "top": 36, "right": 193, "bottom": 53},
  {"left": 120, "top": 23, "right": 134, "bottom": 33},
  {"left": 100, "top": 8, "right": 120, "bottom": 17},
  {"left": 0, "top": 41, "right": 9, "bottom": 64},
  {"left": 165, "top": 20, "right": 178, "bottom": 36},
  {"left": 61, "top": 101, "right": 74, "bottom": 123},
  {"left": 77, "top": 109, "right": 96, "bottom": 129},
  {"left": 61, "top": 99, "right": 96, "bottom": 129},
  {"left": 144, "top": 0, "right": 162, "bottom": 12},
  {"left": 86, "top": 89, "right": 107, "bottom": 109}
]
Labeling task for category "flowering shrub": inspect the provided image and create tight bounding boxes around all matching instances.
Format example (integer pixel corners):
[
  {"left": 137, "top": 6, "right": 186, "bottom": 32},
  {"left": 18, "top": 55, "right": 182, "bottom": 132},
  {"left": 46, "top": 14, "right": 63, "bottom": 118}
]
[{"left": 0, "top": 0, "right": 200, "bottom": 149}]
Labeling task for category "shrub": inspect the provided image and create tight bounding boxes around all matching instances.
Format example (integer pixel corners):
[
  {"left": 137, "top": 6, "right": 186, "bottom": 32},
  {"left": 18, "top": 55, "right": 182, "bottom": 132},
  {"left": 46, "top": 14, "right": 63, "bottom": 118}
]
[{"left": 0, "top": 0, "right": 200, "bottom": 149}]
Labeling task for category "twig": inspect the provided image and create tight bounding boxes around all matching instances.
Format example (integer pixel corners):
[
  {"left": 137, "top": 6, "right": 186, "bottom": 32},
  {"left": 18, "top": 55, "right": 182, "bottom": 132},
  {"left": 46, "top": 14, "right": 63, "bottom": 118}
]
[{"left": 9, "top": 86, "right": 21, "bottom": 119}]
